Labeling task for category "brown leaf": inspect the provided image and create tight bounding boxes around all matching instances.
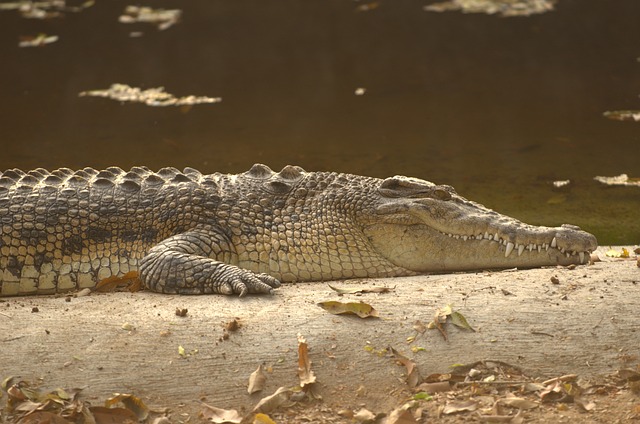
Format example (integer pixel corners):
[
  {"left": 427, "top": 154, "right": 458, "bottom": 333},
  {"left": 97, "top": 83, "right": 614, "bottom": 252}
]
[
  {"left": 317, "top": 301, "right": 379, "bottom": 318},
  {"left": 389, "top": 347, "right": 421, "bottom": 388},
  {"left": 248, "top": 365, "right": 267, "bottom": 394},
  {"left": 199, "top": 402, "right": 243, "bottom": 423},
  {"left": 104, "top": 393, "right": 149, "bottom": 420},
  {"left": 416, "top": 381, "right": 451, "bottom": 393},
  {"left": 442, "top": 400, "right": 478, "bottom": 415},
  {"left": 297, "top": 334, "right": 316, "bottom": 387},
  {"left": 252, "top": 387, "right": 292, "bottom": 414},
  {"left": 95, "top": 271, "right": 140, "bottom": 292},
  {"left": 16, "top": 411, "right": 72, "bottom": 423},
  {"left": 499, "top": 396, "right": 539, "bottom": 409},
  {"left": 383, "top": 404, "right": 417, "bottom": 424},
  {"left": 328, "top": 284, "right": 394, "bottom": 295},
  {"left": 89, "top": 406, "right": 139, "bottom": 424}
]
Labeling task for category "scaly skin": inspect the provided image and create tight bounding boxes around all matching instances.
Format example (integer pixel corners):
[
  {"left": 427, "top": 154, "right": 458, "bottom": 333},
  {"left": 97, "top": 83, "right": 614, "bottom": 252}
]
[{"left": 0, "top": 164, "right": 597, "bottom": 296}]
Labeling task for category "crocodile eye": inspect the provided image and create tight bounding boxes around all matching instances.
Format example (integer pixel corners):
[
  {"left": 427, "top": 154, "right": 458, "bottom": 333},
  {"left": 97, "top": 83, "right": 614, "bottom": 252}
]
[{"left": 433, "top": 188, "right": 451, "bottom": 201}]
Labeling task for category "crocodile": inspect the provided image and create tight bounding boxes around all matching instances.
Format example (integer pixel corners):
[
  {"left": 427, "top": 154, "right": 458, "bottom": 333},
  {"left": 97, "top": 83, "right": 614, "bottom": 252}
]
[{"left": 0, "top": 164, "right": 597, "bottom": 296}]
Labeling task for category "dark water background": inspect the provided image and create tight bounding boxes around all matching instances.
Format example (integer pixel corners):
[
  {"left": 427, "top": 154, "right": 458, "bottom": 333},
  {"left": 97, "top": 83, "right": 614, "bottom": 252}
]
[{"left": 0, "top": 0, "right": 638, "bottom": 244}]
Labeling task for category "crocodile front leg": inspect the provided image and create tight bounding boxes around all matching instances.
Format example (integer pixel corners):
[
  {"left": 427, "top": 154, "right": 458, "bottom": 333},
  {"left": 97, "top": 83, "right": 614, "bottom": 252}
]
[{"left": 138, "top": 229, "right": 281, "bottom": 296}]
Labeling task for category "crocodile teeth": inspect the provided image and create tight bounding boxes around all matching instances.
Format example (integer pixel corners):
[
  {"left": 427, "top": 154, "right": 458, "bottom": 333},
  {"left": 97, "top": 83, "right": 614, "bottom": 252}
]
[
  {"left": 579, "top": 252, "right": 585, "bottom": 263},
  {"left": 505, "top": 242, "right": 515, "bottom": 257},
  {"left": 551, "top": 237, "right": 557, "bottom": 248},
  {"left": 517, "top": 245, "right": 525, "bottom": 256}
]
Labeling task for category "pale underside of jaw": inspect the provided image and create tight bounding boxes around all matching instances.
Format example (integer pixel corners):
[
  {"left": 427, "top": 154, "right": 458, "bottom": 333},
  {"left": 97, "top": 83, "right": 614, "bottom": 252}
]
[{"left": 439, "top": 230, "right": 589, "bottom": 263}]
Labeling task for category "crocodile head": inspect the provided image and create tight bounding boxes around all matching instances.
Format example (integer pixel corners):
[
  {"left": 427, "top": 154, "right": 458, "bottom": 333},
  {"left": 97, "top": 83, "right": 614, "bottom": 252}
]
[{"left": 362, "top": 176, "right": 598, "bottom": 272}]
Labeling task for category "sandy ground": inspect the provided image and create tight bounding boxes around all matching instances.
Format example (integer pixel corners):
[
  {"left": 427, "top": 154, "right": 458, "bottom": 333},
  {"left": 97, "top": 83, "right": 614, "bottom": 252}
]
[{"left": 1, "top": 247, "right": 638, "bottom": 423}]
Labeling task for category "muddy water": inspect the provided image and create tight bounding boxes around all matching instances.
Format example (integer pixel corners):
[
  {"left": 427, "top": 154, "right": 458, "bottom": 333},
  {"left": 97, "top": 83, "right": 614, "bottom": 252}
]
[{"left": 0, "top": 0, "right": 638, "bottom": 244}]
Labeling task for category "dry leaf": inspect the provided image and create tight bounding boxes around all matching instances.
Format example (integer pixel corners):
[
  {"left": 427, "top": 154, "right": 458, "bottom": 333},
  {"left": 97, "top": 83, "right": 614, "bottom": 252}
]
[
  {"left": 252, "top": 387, "right": 292, "bottom": 414},
  {"left": 104, "top": 393, "right": 149, "bottom": 420},
  {"left": 450, "top": 311, "right": 475, "bottom": 332},
  {"left": 416, "top": 381, "right": 451, "bottom": 393},
  {"left": 317, "top": 301, "right": 379, "bottom": 318},
  {"left": 353, "top": 408, "right": 376, "bottom": 422},
  {"left": 328, "top": 284, "right": 393, "bottom": 295},
  {"left": 389, "top": 347, "right": 421, "bottom": 388},
  {"left": 442, "top": 399, "right": 478, "bottom": 414},
  {"left": 383, "top": 403, "right": 417, "bottom": 424},
  {"left": 297, "top": 334, "right": 316, "bottom": 387},
  {"left": 253, "top": 413, "right": 277, "bottom": 424},
  {"left": 90, "top": 406, "right": 139, "bottom": 423},
  {"left": 17, "top": 411, "right": 71, "bottom": 423},
  {"left": 199, "top": 402, "right": 243, "bottom": 423},
  {"left": 248, "top": 365, "right": 267, "bottom": 394},
  {"left": 499, "top": 396, "right": 539, "bottom": 409}
]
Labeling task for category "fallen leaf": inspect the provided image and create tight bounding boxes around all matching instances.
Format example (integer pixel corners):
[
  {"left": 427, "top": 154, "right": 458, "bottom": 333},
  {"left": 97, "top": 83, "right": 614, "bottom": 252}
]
[
  {"left": 297, "top": 334, "right": 316, "bottom": 387},
  {"left": 90, "top": 406, "right": 139, "bottom": 423},
  {"left": 253, "top": 413, "right": 277, "bottom": 424},
  {"left": 384, "top": 403, "right": 417, "bottom": 424},
  {"left": 442, "top": 399, "right": 478, "bottom": 414},
  {"left": 413, "top": 391, "right": 434, "bottom": 400},
  {"left": 413, "top": 320, "right": 427, "bottom": 334},
  {"left": 199, "top": 402, "right": 243, "bottom": 423},
  {"left": 389, "top": 347, "right": 421, "bottom": 388},
  {"left": 16, "top": 411, "right": 71, "bottom": 423},
  {"left": 416, "top": 381, "right": 451, "bottom": 393},
  {"left": 317, "top": 301, "right": 379, "bottom": 318},
  {"left": 252, "top": 387, "right": 292, "bottom": 414},
  {"left": 450, "top": 311, "right": 475, "bottom": 332},
  {"left": 353, "top": 408, "right": 376, "bottom": 422},
  {"left": 605, "top": 248, "right": 630, "bottom": 258},
  {"left": 499, "top": 396, "right": 539, "bottom": 409},
  {"left": 575, "top": 398, "right": 596, "bottom": 412},
  {"left": 248, "top": 365, "right": 267, "bottom": 394},
  {"left": 95, "top": 271, "right": 140, "bottom": 292},
  {"left": 105, "top": 393, "right": 149, "bottom": 420},
  {"left": 328, "top": 284, "right": 393, "bottom": 295}
]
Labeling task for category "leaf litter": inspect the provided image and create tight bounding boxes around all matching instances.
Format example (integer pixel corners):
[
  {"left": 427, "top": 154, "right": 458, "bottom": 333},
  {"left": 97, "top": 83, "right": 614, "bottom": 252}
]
[{"left": 3, "top": 349, "right": 640, "bottom": 422}]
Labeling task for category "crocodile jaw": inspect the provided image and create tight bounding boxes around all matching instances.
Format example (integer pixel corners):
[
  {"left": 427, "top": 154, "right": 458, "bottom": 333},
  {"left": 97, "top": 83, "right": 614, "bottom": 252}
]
[{"left": 364, "top": 198, "right": 598, "bottom": 272}]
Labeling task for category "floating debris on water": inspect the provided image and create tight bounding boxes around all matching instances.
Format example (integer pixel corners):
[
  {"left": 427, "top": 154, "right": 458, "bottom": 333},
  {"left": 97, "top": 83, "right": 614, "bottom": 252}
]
[
  {"left": 118, "top": 6, "right": 182, "bottom": 31},
  {"left": 79, "top": 84, "right": 222, "bottom": 107},
  {"left": 423, "top": 0, "right": 556, "bottom": 17},
  {"left": 18, "top": 33, "right": 58, "bottom": 47},
  {"left": 0, "top": 0, "right": 93, "bottom": 19},
  {"left": 603, "top": 110, "right": 640, "bottom": 122},
  {"left": 354, "top": 87, "right": 367, "bottom": 96},
  {"left": 552, "top": 180, "right": 570, "bottom": 189},
  {"left": 594, "top": 174, "right": 640, "bottom": 187}
]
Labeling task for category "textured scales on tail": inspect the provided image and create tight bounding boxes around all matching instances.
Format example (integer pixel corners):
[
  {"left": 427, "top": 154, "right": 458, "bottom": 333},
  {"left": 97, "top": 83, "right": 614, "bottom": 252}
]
[{"left": 0, "top": 164, "right": 597, "bottom": 296}]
